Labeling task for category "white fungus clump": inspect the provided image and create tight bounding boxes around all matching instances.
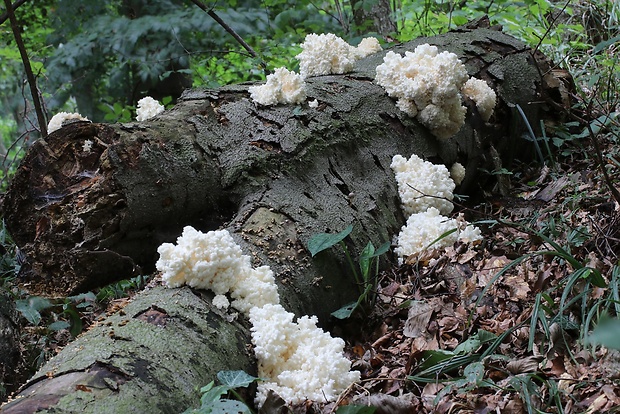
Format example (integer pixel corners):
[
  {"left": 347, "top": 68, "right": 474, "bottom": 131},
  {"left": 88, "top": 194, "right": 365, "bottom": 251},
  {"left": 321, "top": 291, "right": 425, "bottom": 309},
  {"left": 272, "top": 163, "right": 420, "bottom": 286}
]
[
  {"left": 156, "top": 227, "right": 360, "bottom": 406},
  {"left": 296, "top": 33, "right": 381, "bottom": 78},
  {"left": 156, "top": 227, "right": 279, "bottom": 313},
  {"left": 350, "top": 37, "right": 383, "bottom": 60},
  {"left": 47, "top": 112, "right": 90, "bottom": 133},
  {"left": 136, "top": 96, "right": 164, "bottom": 121},
  {"left": 250, "top": 34, "right": 381, "bottom": 106},
  {"left": 296, "top": 33, "right": 354, "bottom": 78},
  {"left": 248, "top": 67, "right": 307, "bottom": 106},
  {"left": 82, "top": 139, "right": 93, "bottom": 153},
  {"left": 461, "top": 77, "right": 497, "bottom": 122},
  {"left": 375, "top": 44, "right": 469, "bottom": 139},
  {"left": 450, "top": 162, "right": 466, "bottom": 186},
  {"left": 212, "top": 294, "right": 230, "bottom": 310},
  {"left": 250, "top": 304, "right": 360, "bottom": 406},
  {"left": 391, "top": 154, "right": 455, "bottom": 216},
  {"left": 391, "top": 155, "right": 482, "bottom": 262},
  {"left": 395, "top": 207, "right": 482, "bottom": 260}
]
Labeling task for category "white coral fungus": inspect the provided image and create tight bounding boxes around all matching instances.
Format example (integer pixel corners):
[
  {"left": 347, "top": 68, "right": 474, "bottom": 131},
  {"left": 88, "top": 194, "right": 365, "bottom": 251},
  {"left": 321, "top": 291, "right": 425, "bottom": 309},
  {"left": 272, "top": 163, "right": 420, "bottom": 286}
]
[
  {"left": 156, "top": 227, "right": 279, "bottom": 314},
  {"left": 375, "top": 44, "right": 469, "bottom": 139},
  {"left": 391, "top": 154, "right": 455, "bottom": 216},
  {"left": 82, "top": 139, "right": 93, "bottom": 153},
  {"left": 47, "top": 112, "right": 90, "bottom": 133},
  {"left": 248, "top": 67, "right": 307, "bottom": 106},
  {"left": 212, "top": 294, "right": 230, "bottom": 310},
  {"left": 250, "top": 304, "right": 360, "bottom": 406},
  {"left": 156, "top": 226, "right": 359, "bottom": 406},
  {"left": 391, "top": 154, "right": 482, "bottom": 261},
  {"left": 461, "top": 77, "right": 497, "bottom": 122},
  {"left": 136, "top": 96, "right": 164, "bottom": 121},
  {"left": 350, "top": 37, "right": 383, "bottom": 60},
  {"left": 450, "top": 162, "right": 466, "bottom": 186},
  {"left": 395, "top": 207, "right": 482, "bottom": 260},
  {"left": 296, "top": 33, "right": 381, "bottom": 78}
]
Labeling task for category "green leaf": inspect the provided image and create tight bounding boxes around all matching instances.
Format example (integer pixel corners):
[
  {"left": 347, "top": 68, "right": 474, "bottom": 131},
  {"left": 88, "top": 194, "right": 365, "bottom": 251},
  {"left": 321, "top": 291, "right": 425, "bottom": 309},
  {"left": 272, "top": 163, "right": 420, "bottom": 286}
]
[
  {"left": 336, "top": 405, "right": 377, "bottom": 414},
  {"left": 307, "top": 224, "right": 353, "bottom": 257},
  {"left": 161, "top": 95, "right": 173, "bottom": 106},
  {"left": 454, "top": 330, "right": 496, "bottom": 354},
  {"left": 68, "top": 292, "right": 97, "bottom": 303},
  {"left": 331, "top": 301, "right": 358, "bottom": 319},
  {"left": 418, "top": 349, "right": 455, "bottom": 371},
  {"left": 216, "top": 370, "right": 258, "bottom": 388},
  {"left": 209, "top": 399, "right": 252, "bottom": 413},
  {"left": 585, "top": 268, "right": 606, "bottom": 288},
  {"left": 200, "top": 383, "right": 229, "bottom": 405},
  {"left": 373, "top": 241, "right": 391, "bottom": 257},
  {"left": 586, "top": 318, "right": 620, "bottom": 350},
  {"left": 594, "top": 34, "right": 620, "bottom": 54},
  {"left": 359, "top": 241, "right": 375, "bottom": 280},
  {"left": 15, "top": 302, "right": 41, "bottom": 325},
  {"left": 48, "top": 320, "right": 71, "bottom": 331},
  {"left": 15, "top": 296, "right": 54, "bottom": 325},
  {"left": 463, "top": 361, "right": 485, "bottom": 384}
]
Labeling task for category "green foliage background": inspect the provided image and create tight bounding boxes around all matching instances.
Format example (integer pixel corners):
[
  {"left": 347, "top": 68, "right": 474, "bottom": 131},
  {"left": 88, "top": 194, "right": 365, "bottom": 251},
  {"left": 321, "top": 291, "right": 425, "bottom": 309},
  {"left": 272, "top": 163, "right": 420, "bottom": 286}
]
[{"left": 0, "top": 0, "right": 618, "bottom": 189}]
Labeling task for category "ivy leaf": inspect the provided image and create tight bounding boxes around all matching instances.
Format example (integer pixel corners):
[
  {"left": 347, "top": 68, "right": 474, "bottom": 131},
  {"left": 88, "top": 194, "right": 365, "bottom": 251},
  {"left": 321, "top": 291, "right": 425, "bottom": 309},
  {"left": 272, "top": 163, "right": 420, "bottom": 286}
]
[
  {"left": 330, "top": 301, "right": 358, "bottom": 319},
  {"left": 200, "top": 383, "right": 229, "bottom": 405},
  {"left": 210, "top": 399, "right": 252, "bottom": 414},
  {"left": 48, "top": 321, "right": 71, "bottom": 331},
  {"left": 217, "top": 370, "right": 258, "bottom": 388},
  {"left": 307, "top": 224, "right": 353, "bottom": 257},
  {"left": 16, "top": 296, "right": 54, "bottom": 326}
]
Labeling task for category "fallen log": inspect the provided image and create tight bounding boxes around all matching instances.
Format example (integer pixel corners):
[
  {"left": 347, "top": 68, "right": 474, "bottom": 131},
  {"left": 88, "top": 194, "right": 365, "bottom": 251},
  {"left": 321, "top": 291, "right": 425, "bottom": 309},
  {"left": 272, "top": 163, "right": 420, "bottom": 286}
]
[{"left": 1, "top": 22, "right": 570, "bottom": 413}]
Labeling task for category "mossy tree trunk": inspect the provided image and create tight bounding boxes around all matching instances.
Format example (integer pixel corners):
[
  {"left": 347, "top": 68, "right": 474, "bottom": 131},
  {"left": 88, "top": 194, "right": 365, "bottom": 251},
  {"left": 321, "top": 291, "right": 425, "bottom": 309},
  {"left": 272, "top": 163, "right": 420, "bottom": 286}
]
[{"left": 1, "top": 22, "right": 569, "bottom": 413}]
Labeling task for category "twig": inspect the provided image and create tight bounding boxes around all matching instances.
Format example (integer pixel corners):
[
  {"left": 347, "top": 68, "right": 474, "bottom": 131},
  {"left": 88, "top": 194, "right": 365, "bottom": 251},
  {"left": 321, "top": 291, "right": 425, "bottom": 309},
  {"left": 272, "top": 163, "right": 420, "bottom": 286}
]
[
  {"left": 188, "top": 0, "right": 268, "bottom": 73},
  {"left": 2, "top": 0, "right": 47, "bottom": 136},
  {"left": 532, "top": 0, "right": 572, "bottom": 56},
  {"left": 0, "top": 0, "right": 27, "bottom": 25}
]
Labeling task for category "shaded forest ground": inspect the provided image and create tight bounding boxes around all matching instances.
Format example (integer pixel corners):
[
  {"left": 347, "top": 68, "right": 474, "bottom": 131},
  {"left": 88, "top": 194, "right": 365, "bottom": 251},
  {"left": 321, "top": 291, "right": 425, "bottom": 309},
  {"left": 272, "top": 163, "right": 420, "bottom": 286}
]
[
  {"left": 1, "top": 1, "right": 619, "bottom": 412},
  {"left": 2, "top": 102, "right": 619, "bottom": 413},
  {"left": 339, "top": 127, "right": 620, "bottom": 413}
]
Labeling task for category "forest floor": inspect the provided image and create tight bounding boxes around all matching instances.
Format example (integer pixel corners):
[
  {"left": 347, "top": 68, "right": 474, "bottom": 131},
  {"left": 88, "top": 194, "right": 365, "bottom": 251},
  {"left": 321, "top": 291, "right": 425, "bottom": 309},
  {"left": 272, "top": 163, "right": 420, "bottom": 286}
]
[
  {"left": 4, "top": 119, "right": 620, "bottom": 414},
  {"left": 331, "top": 129, "right": 620, "bottom": 413}
]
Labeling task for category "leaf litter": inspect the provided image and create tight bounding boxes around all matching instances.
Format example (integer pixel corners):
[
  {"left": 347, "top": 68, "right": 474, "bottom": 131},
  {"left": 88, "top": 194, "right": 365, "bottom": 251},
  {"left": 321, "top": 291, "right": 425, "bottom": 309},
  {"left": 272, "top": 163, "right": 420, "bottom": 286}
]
[{"left": 325, "top": 135, "right": 620, "bottom": 413}]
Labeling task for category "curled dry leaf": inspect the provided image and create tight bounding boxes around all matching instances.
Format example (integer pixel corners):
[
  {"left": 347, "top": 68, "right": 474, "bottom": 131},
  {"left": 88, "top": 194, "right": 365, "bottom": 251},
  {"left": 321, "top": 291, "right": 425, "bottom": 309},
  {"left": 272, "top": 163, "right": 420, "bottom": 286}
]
[
  {"left": 403, "top": 301, "right": 434, "bottom": 338},
  {"left": 506, "top": 355, "right": 544, "bottom": 374}
]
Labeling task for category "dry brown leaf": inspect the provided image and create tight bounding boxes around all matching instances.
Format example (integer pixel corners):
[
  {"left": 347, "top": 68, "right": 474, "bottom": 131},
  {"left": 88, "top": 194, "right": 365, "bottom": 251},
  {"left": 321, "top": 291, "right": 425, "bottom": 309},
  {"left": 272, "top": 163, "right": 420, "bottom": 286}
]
[
  {"left": 503, "top": 275, "right": 531, "bottom": 300},
  {"left": 585, "top": 393, "right": 611, "bottom": 414},
  {"left": 403, "top": 301, "right": 434, "bottom": 338},
  {"left": 353, "top": 393, "right": 418, "bottom": 414},
  {"left": 503, "top": 396, "right": 526, "bottom": 414},
  {"left": 506, "top": 355, "right": 543, "bottom": 374}
]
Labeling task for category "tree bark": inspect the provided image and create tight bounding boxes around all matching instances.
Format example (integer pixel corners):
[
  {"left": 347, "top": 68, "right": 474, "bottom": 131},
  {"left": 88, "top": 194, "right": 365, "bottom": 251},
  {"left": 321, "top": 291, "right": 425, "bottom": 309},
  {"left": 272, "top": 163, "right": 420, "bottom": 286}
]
[
  {"left": 0, "top": 292, "right": 21, "bottom": 400},
  {"left": 350, "top": 0, "right": 397, "bottom": 36},
  {"left": 1, "top": 23, "right": 570, "bottom": 413}
]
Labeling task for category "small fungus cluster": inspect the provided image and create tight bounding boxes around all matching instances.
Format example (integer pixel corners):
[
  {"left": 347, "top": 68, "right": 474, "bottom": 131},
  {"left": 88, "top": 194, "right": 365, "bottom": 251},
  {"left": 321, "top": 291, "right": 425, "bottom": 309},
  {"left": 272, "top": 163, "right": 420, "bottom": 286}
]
[
  {"left": 391, "top": 154, "right": 482, "bottom": 261},
  {"left": 375, "top": 43, "right": 496, "bottom": 140},
  {"left": 47, "top": 112, "right": 90, "bottom": 133},
  {"left": 248, "top": 33, "right": 381, "bottom": 106},
  {"left": 135, "top": 96, "right": 164, "bottom": 121}
]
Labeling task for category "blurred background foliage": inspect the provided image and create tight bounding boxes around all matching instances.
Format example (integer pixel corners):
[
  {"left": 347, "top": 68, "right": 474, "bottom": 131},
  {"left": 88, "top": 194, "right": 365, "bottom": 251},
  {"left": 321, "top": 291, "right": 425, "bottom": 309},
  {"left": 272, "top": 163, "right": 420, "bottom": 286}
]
[{"left": 0, "top": 0, "right": 618, "bottom": 190}]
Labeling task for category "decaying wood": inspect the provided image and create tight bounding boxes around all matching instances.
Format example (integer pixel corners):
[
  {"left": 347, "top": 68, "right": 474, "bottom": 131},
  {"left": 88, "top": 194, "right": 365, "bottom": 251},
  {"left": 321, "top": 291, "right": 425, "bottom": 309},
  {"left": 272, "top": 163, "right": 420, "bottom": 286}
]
[{"left": 1, "top": 22, "right": 571, "bottom": 413}]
